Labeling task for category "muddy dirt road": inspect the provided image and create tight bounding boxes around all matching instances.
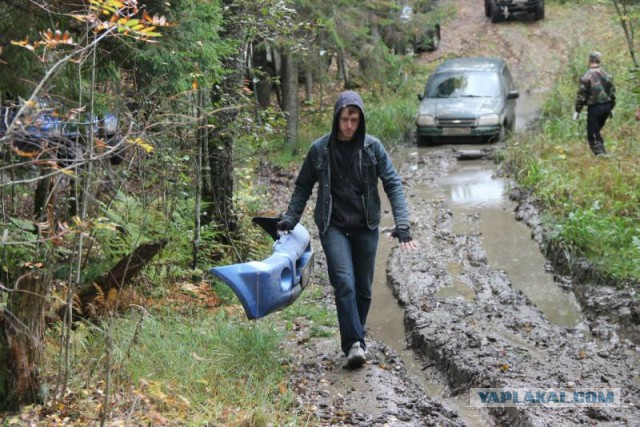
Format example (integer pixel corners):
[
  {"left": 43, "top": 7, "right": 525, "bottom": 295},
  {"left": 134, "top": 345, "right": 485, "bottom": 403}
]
[{"left": 282, "top": 1, "right": 640, "bottom": 425}]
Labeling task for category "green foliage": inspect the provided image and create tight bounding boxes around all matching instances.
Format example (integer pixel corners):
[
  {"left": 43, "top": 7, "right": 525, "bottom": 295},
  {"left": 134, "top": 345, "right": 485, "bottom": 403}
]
[
  {"left": 125, "top": 0, "right": 232, "bottom": 94},
  {"left": 365, "top": 92, "right": 417, "bottom": 145},
  {"left": 505, "top": 34, "right": 640, "bottom": 281},
  {"left": 0, "top": 2, "right": 49, "bottom": 97},
  {"left": 0, "top": 217, "right": 42, "bottom": 284},
  {"left": 550, "top": 205, "right": 640, "bottom": 278},
  {"left": 277, "top": 284, "right": 337, "bottom": 338},
  {"left": 106, "top": 310, "right": 294, "bottom": 425}
]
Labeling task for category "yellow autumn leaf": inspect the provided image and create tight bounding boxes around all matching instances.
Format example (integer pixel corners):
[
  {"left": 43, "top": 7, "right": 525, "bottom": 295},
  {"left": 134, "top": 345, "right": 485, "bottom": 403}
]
[
  {"left": 147, "top": 380, "right": 169, "bottom": 402},
  {"left": 12, "top": 147, "right": 39, "bottom": 158},
  {"left": 11, "top": 38, "right": 31, "bottom": 47},
  {"left": 130, "top": 137, "right": 154, "bottom": 153},
  {"left": 278, "top": 382, "right": 287, "bottom": 395},
  {"left": 107, "top": 287, "right": 118, "bottom": 304},
  {"left": 95, "top": 222, "right": 119, "bottom": 231},
  {"left": 57, "top": 167, "right": 78, "bottom": 178}
]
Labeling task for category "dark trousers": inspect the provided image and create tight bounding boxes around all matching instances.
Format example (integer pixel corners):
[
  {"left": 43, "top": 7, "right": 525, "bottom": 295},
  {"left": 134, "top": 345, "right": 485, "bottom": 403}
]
[
  {"left": 586, "top": 102, "right": 612, "bottom": 155},
  {"left": 320, "top": 225, "right": 379, "bottom": 355}
]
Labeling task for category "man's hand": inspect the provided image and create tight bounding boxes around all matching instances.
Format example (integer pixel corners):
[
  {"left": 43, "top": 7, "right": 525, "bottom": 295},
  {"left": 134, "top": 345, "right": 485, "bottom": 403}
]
[
  {"left": 390, "top": 226, "right": 419, "bottom": 251},
  {"left": 572, "top": 112, "right": 580, "bottom": 121},
  {"left": 276, "top": 219, "right": 294, "bottom": 236}
]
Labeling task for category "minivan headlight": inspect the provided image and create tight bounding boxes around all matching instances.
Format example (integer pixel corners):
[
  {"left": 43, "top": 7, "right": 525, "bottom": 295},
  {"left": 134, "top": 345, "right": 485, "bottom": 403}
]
[
  {"left": 477, "top": 114, "right": 500, "bottom": 126},
  {"left": 416, "top": 114, "right": 436, "bottom": 126}
]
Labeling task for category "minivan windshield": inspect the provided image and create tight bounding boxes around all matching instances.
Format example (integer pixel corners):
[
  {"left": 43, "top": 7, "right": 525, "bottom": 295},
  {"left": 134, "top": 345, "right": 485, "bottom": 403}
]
[{"left": 426, "top": 71, "right": 501, "bottom": 98}]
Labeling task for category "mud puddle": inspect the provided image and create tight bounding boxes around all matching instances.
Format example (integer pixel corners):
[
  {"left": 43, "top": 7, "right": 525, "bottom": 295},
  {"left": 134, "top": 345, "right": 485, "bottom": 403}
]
[
  {"left": 437, "top": 160, "right": 583, "bottom": 328},
  {"left": 384, "top": 145, "right": 640, "bottom": 425},
  {"left": 370, "top": 209, "right": 494, "bottom": 427},
  {"left": 368, "top": 148, "right": 620, "bottom": 426}
]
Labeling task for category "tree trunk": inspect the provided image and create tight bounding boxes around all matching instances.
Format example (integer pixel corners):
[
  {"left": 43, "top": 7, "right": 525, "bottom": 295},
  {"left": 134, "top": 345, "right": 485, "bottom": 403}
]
[
  {"left": 611, "top": 0, "right": 639, "bottom": 68},
  {"left": 33, "top": 170, "right": 51, "bottom": 220},
  {"left": 337, "top": 47, "right": 350, "bottom": 89},
  {"left": 281, "top": 46, "right": 299, "bottom": 151},
  {"left": 203, "top": 1, "right": 244, "bottom": 233},
  {"left": 304, "top": 57, "right": 313, "bottom": 104},
  {"left": 206, "top": 128, "right": 236, "bottom": 231},
  {"left": 0, "top": 272, "right": 49, "bottom": 410},
  {"left": 250, "top": 43, "right": 275, "bottom": 110},
  {"left": 71, "top": 239, "right": 168, "bottom": 320},
  {"left": 193, "top": 89, "right": 205, "bottom": 269}
]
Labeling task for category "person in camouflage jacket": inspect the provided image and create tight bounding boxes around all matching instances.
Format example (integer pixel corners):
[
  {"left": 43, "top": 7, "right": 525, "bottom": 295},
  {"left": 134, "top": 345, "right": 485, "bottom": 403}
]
[{"left": 574, "top": 51, "right": 616, "bottom": 156}]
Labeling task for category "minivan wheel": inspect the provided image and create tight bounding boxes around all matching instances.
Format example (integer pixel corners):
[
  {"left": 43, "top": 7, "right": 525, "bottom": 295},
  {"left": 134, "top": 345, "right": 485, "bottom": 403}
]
[
  {"left": 535, "top": 3, "right": 545, "bottom": 20},
  {"left": 490, "top": 2, "right": 503, "bottom": 23}
]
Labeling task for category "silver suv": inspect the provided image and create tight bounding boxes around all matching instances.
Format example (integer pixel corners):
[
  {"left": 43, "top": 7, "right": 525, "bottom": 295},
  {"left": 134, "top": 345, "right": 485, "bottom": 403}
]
[
  {"left": 415, "top": 57, "right": 519, "bottom": 145},
  {"left": 485, "top": 0, "right": 544, "bottom": 23}
]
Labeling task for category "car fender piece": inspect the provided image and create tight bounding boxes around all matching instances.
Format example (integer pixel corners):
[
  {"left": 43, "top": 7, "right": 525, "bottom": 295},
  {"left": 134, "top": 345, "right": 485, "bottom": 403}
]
[{"left": 209, "top": 218, "right": 314, "bottom": 319}]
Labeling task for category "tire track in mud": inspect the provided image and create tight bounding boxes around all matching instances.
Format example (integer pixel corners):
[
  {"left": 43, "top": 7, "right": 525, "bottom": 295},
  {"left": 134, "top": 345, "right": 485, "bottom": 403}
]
[{"left": 389, "top": 150, "right": 640, "bottom": 425}]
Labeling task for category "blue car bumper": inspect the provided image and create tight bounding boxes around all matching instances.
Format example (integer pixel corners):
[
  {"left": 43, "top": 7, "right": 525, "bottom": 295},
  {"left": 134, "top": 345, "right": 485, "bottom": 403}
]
[{"left": 209, "top": 218, "right": 314, "bottom": 319}]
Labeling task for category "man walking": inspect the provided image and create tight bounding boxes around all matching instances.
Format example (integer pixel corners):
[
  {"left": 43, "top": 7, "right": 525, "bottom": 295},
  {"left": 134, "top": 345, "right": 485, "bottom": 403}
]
[
  {"left": 277, "top": 90, "right": 417, "bottom": 368},
  {"left": 574, "top": 51, "right": 616, "bottom": 156}
]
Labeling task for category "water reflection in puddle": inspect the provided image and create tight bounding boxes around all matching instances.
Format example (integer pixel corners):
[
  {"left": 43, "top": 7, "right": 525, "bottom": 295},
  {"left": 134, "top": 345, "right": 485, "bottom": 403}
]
[
  {"left": 438, "top": 161, "right": 583, "bottom": 328},
  {"left": 369, "top": 153, "right": 584, "bottom": 426},
  {"left": 441, "top": 167, "right": 505, "bottom": 208}
]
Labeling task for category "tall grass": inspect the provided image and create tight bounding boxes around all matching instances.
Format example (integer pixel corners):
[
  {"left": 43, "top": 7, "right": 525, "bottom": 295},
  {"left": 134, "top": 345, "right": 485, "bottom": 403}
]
[
  {"left": 506, "top": 37, "right": 640, "bottom": 281},
  {"left": 365, "top": 96, "right": 417, "bottom": 146},
  {"left": 70, "top": 310, "right": 303, "bottom": 426}
]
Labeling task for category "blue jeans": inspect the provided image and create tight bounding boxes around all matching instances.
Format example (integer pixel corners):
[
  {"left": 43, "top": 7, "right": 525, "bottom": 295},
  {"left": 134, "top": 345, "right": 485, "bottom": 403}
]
[{"left": 320, "top": 225, "right": 379, "bottom": 355}]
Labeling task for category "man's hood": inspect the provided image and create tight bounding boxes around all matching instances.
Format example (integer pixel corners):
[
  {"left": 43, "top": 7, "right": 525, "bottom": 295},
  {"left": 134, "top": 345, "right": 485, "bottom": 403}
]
[{"left": 331, "top": 90, "right": 366, "bottom": 144}]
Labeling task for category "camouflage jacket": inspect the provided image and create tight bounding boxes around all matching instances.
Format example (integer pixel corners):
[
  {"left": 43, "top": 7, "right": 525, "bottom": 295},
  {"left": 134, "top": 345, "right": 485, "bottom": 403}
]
[{"left": 575, "top": 66, "right": 616, "bottom": 113}]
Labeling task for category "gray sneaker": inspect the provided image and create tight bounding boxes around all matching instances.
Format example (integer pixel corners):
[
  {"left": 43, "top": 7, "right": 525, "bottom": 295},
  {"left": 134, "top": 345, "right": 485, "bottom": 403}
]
[{"left": 346, "top": 342, "right": 366, "bottom": 368}]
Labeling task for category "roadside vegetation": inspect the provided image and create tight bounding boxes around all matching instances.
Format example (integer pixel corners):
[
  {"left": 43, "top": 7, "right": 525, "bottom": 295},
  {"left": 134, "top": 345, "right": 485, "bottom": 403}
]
[{"left": 504, "top": 2, "right": 640, "bottom": 282}]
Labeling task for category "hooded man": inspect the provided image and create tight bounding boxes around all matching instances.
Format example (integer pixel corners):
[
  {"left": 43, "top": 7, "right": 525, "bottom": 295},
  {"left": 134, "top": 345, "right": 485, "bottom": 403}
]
[
  {"left": 574, "top": 51, "right": 616, "bottom": 156},
  {"left": 277, "top": 90, "right": 418, "bottom": 368}
]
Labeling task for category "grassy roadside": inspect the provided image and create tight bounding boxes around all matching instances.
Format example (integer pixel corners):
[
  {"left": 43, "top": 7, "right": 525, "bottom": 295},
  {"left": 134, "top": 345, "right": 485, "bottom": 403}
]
[
  {"left": 29, "top": 284, "right": 336, "bottom": 426},
  {"left": 504, "top": 25, "right": 640, "bottom": 282}
]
